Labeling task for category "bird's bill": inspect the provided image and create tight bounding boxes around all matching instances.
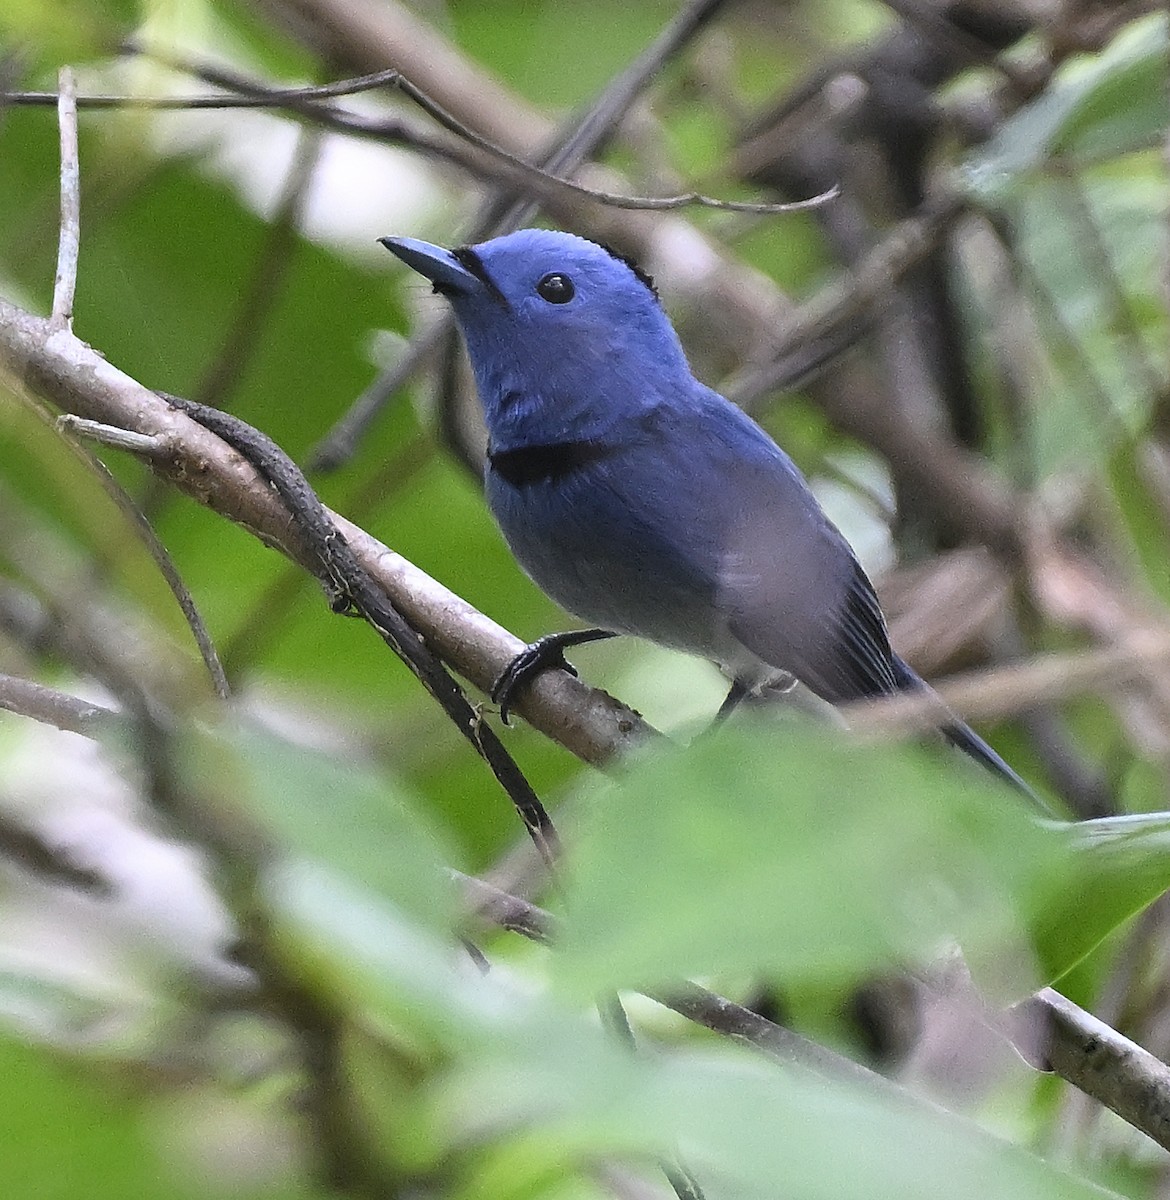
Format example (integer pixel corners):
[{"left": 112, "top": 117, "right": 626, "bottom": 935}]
[{"left": 378, "top": 236, "right": 478, "bottom": 295}]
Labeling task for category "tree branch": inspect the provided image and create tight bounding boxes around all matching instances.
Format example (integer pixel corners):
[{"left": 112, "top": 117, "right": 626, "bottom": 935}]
[
  {"left": 0, "top": 671, "right": 120, "bottom": 737},
  {"left": 51, "top": 66, "right": 79, "bottom": 330},
  {"left": 461, "top": 873, "right": 1170, "bottom": 1157},
  {"left": 0, "top": 297, "right": 650, "bottom": 767},
  {"left": 1018, "top": 987, "right": 1170, "bottom": 1152}
]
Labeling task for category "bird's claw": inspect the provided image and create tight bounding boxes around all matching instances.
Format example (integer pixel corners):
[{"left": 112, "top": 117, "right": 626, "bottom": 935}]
[
  {"left": 491, "top": 629, "right": 617, "bottom": 725},
  {"left": 493, "top": 642, "right": 573, "bottom": 726}
]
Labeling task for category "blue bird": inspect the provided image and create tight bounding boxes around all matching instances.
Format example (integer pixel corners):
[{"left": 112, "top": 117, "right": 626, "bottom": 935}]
[{"left": 381, "top": 228, "right": 1038, "bottom": 801}]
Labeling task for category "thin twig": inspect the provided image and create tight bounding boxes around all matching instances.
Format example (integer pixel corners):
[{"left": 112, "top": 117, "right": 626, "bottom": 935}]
[
  {"left": 842, "top": 631, "right": 1170, "bottom": 739},
  {"left": 8, "top": 61, "right": 837, "bottom": 218},
  {"left": 726, "top": 197, "right": 965, "bottom": 403},
  {"left": 51, "top": 67, "right": 79, "bottom": 330},
  {"left": 55, "top": 411, "right": 231, "bottom": 699},
  {"left": 0, "top": 671, "right": 121, "bottom": 737},
  {"left": 462, "top": 872, "right": 1170, "bottom": 1157},
  {"left": 159, "top": 392, "right": 560, "bottom": 865},
  {"left": 390, "top": 64, "right": 839, "bottom": 216},
  {"left": 307, "top": 322, "right": 446, "bottom": 472},
  {"left": 165, "top": 49, "right": 835, "bottom": 214},
  {"left": 506, "top": 0, "right": 733, "bottom": 232},
  {"left": 3, "top": 67, "right": 408, "bottom": 108},
  {"left": 454, "top": 870, "right": 553, "bottom": 942}
]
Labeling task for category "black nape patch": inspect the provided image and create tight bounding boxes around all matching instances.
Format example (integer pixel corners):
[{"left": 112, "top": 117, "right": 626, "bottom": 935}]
[{"left": 593, "top": 240, "right": 659, "bottom": 300}]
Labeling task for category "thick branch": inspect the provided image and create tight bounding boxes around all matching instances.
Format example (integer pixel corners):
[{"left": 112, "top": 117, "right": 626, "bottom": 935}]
[
  {"left": 1020, "top": 988, "right": 1170, "bottom": 1151},
  {"left": 0, "top": 298, "right": 648, "bottom": 767}
]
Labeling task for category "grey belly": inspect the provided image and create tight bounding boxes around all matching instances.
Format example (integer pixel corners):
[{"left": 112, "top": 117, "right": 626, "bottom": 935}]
[{"left": 486, "top": 471, "right": 724, "bottom": 659}]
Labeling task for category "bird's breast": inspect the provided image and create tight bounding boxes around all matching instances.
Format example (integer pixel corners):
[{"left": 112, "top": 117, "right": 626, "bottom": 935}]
[{"left": 484, "top": 446, "right": 724, "bottom": 653}]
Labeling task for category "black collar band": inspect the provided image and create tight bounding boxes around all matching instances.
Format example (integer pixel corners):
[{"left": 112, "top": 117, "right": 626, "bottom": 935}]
[{"left": 488, "top": 439, "right": 617, "bottom": 486}]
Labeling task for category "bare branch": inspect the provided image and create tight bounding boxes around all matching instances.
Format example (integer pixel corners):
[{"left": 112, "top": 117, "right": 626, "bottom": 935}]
[
  {"left": 54, "top": 411, "right": 231, "bottom": 700},
  {"left": 0, "top": 671, "right": 120, "bottom": 737},
  {"left": 2, "top": 67, "right": 407, "bottom": 109},
  {"left": 463, "top": 872, "right": 1170, "bottom": 1157},
  {"left": 385, "top": 67, "right": 839, "bottom": 216},
  {"left": 51, "top": 67, "right": 79, "bottom": 330},
  {"left": 9, "top": 58, "right": 836, "bottom": 218},
  {"left": 307, "top": 321, "right": 446, "bottom": 473},
  {"left": 726, "top": 197, "right": 965, "bottom": 396},
  {"left": 0, "top": 299, "right": 649, "bottom": 767},
  {"left": 843, "top": 632, "right": 1170, "bottom": 740},
  {"left": 1018, "top": 988, "right": 1170, "bottom": 1152}
]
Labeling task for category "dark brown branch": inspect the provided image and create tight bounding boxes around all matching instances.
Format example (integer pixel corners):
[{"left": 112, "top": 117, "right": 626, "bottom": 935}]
[{"left": 159, "top": 391, "right": 560, "bottom": 863}]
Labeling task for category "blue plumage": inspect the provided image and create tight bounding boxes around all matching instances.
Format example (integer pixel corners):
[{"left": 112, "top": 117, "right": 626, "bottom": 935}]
[{"left": 382, "top": 228, "right": 1037, "bottom": 799}]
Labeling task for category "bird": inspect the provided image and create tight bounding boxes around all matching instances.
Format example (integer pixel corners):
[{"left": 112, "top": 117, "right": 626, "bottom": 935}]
[{"left": 380, "top": 227, "right": 1039, "bottom": 803}]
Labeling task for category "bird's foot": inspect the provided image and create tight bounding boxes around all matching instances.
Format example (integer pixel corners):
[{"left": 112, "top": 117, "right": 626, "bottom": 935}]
[
  {"left": 712, "top": 678, "right": 751, "bottom": 726},
  {"left": 705, "top": 672, "right": 798, "bottom": 734},
  {"left": 492, "top": 629, "right": 617, "bottom": 725}
]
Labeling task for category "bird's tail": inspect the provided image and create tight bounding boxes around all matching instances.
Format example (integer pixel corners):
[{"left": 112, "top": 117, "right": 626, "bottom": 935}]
[{"left": 890, "top": 655, "right": 1051, "bottom": 814}]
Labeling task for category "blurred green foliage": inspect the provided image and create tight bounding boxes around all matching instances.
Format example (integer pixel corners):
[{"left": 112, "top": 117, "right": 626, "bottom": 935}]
[{"left": 2, "top": 1, "right": 1170, "bottom": 1198}]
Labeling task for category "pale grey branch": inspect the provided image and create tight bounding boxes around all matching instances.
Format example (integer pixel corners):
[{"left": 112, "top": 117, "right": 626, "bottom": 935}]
[
  {"left": 0, "top": 299, "right": 647, "bottom": 766},
  {"left": 0, "top": 671, "right": 120, "bottom": 736},
  {"left": 51, "top": 67, "right": 80, "bottom": 330}
]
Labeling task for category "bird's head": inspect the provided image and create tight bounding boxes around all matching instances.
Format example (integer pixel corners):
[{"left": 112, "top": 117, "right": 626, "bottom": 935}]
[{"left": 380, "top": 228, "right": 692, "bottom": 445}]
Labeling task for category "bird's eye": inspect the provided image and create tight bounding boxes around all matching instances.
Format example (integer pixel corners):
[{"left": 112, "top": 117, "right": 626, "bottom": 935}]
[{"left": 536, "top": 272, "right": 575, "bottom": 304}]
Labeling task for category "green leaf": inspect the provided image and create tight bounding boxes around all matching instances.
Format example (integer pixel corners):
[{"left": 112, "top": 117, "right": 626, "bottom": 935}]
[
  {"left": 0, "top": 1034, "right": 167, "bottom": 1198},
  {"left": 274, "top": 859, "right": 1125, "bottom": 1200},
  {"left": 192, "top": 723, "right": 461, "bottom": 938},
  {"left": 553, "top": 719, "right": 1073, "bottom": 1000},
  {"left": 447, "top": 1028, "right": 1123, "bottom": 1200},
  {"left": 964, "top": 14, "right": 1169, "bottom": 198},
  {"left": 1034, "top": 811, "right": 1170, "bottom": 985},
  {"left": 0, "top": 0, "right": 140, "bottom": 69},
  {"left": 982, "top": 162, "right": 1168, "bottom": 474},
  {"left": 1107, "top": 439, "right": 1170, "bottom": 609}
]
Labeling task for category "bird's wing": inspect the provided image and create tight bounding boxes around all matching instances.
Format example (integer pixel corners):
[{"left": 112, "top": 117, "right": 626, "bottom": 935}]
[{"left": 669, "top": 392, "right": 899, "bottom": 703}]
